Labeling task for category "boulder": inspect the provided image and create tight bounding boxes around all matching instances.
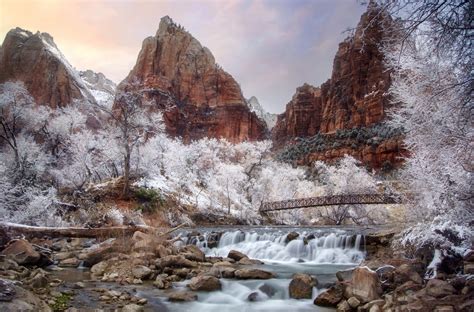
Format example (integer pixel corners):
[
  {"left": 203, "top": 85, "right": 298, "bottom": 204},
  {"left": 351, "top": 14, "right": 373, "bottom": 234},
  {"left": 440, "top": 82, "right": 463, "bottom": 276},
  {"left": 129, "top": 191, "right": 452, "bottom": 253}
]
[
  {"left": 155, "top": 255, "right": 197, "bottom": 269},
  {"left": 238, "top": 258, "right": 263, "bottom": 265},
  {"left": 80, "top": 241, "right": 116, "bottom": 267},
  {"left": 132, "top": 265, "right": 152, "bottom": 280},
  {"left": 54, "top": 252, "right": 75, "bottom": 261},
  {"left": 464, "top": 263, "right": 474, "bottom": 274},
  {"left": 1, "top": 240, "right": 40, "bottom": 265},
  {"left": 337, "top": 300, "right": 351, "bottom": 312},
  {"left": 213, "top": 261, "right": 234, "bottom": 267},
  {"left": 209, "top": 266, "right": 236, "bottom": 278},
  {"left": 173, "top": 268, "right": 191, "bottom": 278},
  {"left": 0, "top": 279, "right": 16, "bottom": 302},
  {"left": 153, "top": 276, "right": 171, "bottom": 289},
  {"left": 258, "top": 283, "right": 276, "bottom": 298},
  {"left": 27, "top": 269, "right": 49, "bottom": 288},
  {"left": 375, "top": 265, "right": 395, "bottom": 283},
  {"left": 59, "top": 258, "right": 80, "bottom": 267},
  {"left": 247, "top": 291, "right": 266, "bottom": 302},
  {"left": 156, "top": 245, "right": 172, "bottom": 258},
  {"left": 336, "top": 268, "right": 354, "bottom": 282},
  {"left": 187, "top": 275, "right": 221, "bottom": 291},
  {"left": 425, "top": 279, "right": 456, "bottom": 298},
  {"left": 314, "top": 283, "right": 344, "bottom": 307},
  {"left": 0, "top": 281, "right": 51, "bottom": 311},
  {"left": 347, "top": 296, "right": 360, "bottom": 308},
  {"left": 286, "top": 232, "right": 300, "bottom": 243},
  {"left": 122, "top": 304, "right": 144, "bottom": 312},
  {"left": 289, "top": 273, "right": 317, "bottom": 299},
  {"left": 351, "top": 267, "right": 382, "bottom": 303},
  {"left": 181, "top": 245, "right": 205, "bottom": 262},
  {"left": 167, "top": 291, "right": 198, "bottom": 302},
  {"left": 234, "top": 269, "right": 275, "bottom": 280},
  {"left": 359, "top": 299, "right": 385, "bottom": 312},
  {"left": 90, "top": 261, "right": 108, "bottom": 276},
  {"left": 394, "top": 264, "right": 423, "bottom": 285},
  {"left": 227, "top": 250, "right": 248, "bottom": 261}
]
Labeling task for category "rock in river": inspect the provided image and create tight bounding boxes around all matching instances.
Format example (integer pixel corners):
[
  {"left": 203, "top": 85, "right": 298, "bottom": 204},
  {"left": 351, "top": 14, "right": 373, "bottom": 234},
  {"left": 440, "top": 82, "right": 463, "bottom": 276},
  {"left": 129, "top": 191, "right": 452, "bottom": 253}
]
[
  {"left": 227, "top": 250, "right": 248, "bottom": 261},
  {"left": 167, "top": 291, "right": 198, "bottom": 302},
  {"left": 187, "top": 275, "right": 221, "bottom": 291},
  {"left": 352, "top": 266, "right": 382, "bottom": 303},
  {"left": 234, "top": 269, "right": 275, "bottom": 279},
  {"left": 289, "top": 273, "right": 317, "bottom": 299},
  {"left": 1, "top": 240, "right": 40, "bottom": 266}
]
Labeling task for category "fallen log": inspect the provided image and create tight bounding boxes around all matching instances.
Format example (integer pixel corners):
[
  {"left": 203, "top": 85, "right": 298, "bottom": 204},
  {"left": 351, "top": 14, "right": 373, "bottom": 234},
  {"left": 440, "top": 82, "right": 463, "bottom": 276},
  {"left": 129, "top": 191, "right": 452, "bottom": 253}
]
[{"left": 0, "top": 222, "right": 185, "bottom": 239}]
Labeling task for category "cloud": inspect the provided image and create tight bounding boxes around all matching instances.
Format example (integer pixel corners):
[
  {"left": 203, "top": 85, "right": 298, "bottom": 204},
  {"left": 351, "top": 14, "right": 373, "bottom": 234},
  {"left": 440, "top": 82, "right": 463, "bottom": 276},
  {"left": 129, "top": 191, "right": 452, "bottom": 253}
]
[{"left": 0, "top": 0, "right": 366, "bottom": 113}]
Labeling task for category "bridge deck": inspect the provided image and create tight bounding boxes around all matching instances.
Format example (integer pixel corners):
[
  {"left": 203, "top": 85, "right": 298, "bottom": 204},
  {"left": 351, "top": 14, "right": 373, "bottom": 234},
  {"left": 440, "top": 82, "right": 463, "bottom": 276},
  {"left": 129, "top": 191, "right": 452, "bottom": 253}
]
[{"left": 260, "top": 193, "right": 401, "bottom": 213}]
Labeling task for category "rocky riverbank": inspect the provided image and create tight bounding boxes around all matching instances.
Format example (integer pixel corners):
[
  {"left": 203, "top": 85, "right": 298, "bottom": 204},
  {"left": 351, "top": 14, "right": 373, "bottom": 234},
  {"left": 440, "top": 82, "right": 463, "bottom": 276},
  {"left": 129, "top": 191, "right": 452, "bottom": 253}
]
[{"left": 0, "top": 228, "right": 473, "bottom": 311}]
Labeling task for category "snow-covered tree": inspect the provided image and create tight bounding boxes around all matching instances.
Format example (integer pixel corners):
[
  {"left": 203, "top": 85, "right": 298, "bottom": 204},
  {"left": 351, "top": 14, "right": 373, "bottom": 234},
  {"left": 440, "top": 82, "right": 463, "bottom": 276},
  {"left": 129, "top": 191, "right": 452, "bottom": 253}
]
[
  {"left": 94, "top": 83, "right": 164, "bottom": 197},
  {"left": 311, "top": 156, "right": 383, "bottom": 225},
  {"left": 378, "top": 0, "right": 473, "bottom": 246},
  {"left": 0, "top": 81, "right": 64, "bottom": 226}
]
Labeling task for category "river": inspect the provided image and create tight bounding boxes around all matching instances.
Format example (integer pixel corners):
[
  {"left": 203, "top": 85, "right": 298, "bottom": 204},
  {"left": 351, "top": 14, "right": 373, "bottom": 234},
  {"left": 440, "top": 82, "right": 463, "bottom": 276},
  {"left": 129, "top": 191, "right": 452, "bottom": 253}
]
[{"left": 51, "top": 226, "right": 367, "bottom": 311}]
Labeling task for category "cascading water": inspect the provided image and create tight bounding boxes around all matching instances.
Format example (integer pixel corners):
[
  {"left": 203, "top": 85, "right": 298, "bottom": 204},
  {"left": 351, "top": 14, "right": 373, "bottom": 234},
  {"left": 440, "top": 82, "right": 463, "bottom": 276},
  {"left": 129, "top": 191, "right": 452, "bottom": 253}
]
[
  {"left": 186, "top": 229, "right": 365, "bottom": 264},
  {"left": 171, "top": 227, "right": 366, "bottom": 312}
]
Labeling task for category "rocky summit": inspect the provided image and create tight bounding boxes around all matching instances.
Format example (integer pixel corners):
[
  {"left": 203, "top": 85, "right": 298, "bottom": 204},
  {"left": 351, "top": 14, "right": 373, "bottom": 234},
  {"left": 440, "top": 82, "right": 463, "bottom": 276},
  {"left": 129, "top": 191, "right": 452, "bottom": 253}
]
[
  {"left": 119, "top": 16, "right": 268, "bottom": 143},
  {"left": 0, "top": 28, "right": 96, "bottom": 108},
  {"left": 273, "top": 4, "right": 406, "bottom": 169}
]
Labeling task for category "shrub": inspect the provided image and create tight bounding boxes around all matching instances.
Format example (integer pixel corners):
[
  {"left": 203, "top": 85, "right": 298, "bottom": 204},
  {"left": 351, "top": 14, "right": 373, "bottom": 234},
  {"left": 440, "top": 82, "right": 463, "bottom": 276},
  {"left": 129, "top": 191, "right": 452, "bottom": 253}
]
[
  {"left": 135, "top": 187, "right": 162, "bottom": 203},
  {"left": 134, "top": 187, "right": 164, "bottom": 214}
]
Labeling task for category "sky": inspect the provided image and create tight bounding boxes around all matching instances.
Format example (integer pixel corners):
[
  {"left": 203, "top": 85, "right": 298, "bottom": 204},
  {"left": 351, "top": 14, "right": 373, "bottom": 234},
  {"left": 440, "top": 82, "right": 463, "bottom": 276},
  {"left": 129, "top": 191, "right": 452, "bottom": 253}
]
[{"left": 0, "top": 0, "right": 367, "bottom": 113}]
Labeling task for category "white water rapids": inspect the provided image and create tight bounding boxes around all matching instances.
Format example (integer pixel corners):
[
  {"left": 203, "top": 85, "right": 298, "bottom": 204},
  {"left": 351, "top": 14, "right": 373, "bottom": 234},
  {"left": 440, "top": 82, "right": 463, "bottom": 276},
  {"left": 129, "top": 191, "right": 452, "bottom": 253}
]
[
  {"left": 168, "top": 228, "right": 366, "bottom": 312},
  {"left": 199, "top": 230, "right": 364, "bottom": 264}
]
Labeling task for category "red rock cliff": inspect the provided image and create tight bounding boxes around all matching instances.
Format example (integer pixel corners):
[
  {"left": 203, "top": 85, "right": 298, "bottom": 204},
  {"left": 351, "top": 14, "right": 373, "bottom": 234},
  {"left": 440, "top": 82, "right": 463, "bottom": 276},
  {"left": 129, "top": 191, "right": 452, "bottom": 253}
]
[
  {"left": 273, "top": 5, "right": 405, "bottom": 169},
  {"left": 120, "top": 16, "right": 267, "bottom": 143},
  {"left": 0, "top": 28, "right": 95, "bottom": 108}
]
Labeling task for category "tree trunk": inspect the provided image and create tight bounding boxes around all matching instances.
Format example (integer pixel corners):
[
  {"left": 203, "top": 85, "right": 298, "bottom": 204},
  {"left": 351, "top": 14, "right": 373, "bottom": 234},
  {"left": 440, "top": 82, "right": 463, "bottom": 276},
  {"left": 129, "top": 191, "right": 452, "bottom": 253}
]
[
  {"left": 122, "top": 144, "right": 131, "bottom": 198},
  {"left": 0, "top": 222, "right": 185, "bottom": 239}
]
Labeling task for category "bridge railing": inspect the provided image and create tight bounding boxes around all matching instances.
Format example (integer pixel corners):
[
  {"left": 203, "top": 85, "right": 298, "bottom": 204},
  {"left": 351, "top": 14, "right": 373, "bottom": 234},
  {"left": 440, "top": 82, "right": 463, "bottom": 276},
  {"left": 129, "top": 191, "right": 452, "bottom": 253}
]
[{"left": 260, "top": 193, "right": 401, "bottom": 213}]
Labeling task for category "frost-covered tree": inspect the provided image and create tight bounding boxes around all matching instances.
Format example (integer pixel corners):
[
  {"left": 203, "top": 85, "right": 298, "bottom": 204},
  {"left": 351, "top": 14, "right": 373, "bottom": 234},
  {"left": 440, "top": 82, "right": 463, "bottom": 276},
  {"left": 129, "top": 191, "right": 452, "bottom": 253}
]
[
  {"left": 0, "top": 81, "right": 64, "bottom": 226},
  {"left": 382, "top": 1, "right": 472, "bottom": 216},
  {"left": 311, "top": 156, "right": 383, "bottom": 225},
  {"left": 0, "top": 81, "right": 37, "bottom": 171},
  {"left": 95, "top": 84, "right": 164, "bottom": 197},
  {"left": 377, "top": 0, "right": 473, "bottom": 246}
]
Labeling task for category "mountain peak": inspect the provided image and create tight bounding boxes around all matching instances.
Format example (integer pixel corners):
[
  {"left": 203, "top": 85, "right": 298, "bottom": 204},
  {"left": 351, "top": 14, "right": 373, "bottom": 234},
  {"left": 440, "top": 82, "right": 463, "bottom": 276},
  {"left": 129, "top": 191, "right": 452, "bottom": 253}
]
[
  {"left": 246, "top": 96, "right": 277, "bottom": 129},
  {"left": 121, "top": 20, "right": 268, "bottom": 142},
  {"left": 0, "top": 27, "right": 96, "bottom": 108}
]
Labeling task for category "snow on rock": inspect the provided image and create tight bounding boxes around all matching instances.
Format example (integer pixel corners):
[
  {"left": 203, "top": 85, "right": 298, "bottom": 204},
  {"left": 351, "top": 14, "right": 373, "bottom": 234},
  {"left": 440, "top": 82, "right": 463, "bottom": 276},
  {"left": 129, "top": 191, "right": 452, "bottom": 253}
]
[
  {"left": 79, "top": 70, "right": 116, "bottom": 108},
  {"left": 0, "top": 27, "right": 97, "bottom": 107},
  {"left": 246, "top": 96, "right": 277, "bottom": 129}
]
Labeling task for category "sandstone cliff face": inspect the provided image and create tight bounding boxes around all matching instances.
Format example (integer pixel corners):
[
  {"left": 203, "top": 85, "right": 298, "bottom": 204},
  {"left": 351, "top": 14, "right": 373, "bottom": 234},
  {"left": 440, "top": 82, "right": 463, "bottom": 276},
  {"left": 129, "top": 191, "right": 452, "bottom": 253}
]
[
  {"left": 120, "top": 16, "right": 267, "bottom": 143},
  {"left": 273, "top": 5, "right": 403, "bottom": 169},
  {"left": 0, "top": 28, "right": 95, "bottom": 108},
  {"left": 272, "top": 83, "right": 322, "bottom": 147}
]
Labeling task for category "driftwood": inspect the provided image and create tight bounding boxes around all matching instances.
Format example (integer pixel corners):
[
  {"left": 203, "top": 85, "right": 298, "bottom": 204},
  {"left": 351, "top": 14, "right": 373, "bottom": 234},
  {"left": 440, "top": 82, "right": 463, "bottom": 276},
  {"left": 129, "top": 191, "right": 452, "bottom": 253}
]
[{"left": 0, "top": 222, "right": 185, "bottom": 239}]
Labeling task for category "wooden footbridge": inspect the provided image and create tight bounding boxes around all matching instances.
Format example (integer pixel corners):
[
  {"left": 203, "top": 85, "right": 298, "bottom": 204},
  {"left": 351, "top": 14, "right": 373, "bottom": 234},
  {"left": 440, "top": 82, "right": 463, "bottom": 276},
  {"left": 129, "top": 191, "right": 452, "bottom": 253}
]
[{"left": 260, "top": 193, "right": 402, "bottom": 213}]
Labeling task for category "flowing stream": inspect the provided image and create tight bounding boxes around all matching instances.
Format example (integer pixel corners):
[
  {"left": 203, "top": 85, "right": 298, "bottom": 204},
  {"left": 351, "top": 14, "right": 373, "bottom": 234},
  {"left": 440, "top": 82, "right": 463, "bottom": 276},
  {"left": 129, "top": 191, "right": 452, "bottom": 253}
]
[
  {"left": 168, "top": 227, "right": 366, "bottom": 312},
  {"left": 50, "top": 227, "right": 366, "bottom": 311}
]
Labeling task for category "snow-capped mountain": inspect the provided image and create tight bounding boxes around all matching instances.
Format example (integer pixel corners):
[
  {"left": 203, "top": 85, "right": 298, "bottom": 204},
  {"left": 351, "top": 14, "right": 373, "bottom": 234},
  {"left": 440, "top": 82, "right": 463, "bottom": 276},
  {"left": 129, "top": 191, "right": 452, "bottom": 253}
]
[
  {"left": 0, "top": 27, "right": 98, "bottom": 108},
  {"left": 79, "top": 70, "right": 116, "bottom": 107},
  {"left": 246, "top": 96, "right": 277, "bottom": 129}
]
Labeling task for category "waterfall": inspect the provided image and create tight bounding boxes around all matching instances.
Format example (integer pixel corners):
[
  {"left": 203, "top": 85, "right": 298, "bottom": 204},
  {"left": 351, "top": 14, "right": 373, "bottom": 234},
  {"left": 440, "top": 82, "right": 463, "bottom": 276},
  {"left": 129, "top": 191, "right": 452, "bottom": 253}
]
[{"left": 184, "top": 229, "right": 365, "bottom": 264}]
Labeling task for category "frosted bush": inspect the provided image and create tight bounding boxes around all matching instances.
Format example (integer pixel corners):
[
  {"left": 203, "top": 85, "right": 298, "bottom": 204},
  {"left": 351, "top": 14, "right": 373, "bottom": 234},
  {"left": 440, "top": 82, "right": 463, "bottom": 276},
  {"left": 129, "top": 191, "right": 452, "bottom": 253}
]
[
  {"left": 396, "top": 217, "right": 473, "bottom": 250},
  {"left": 105, "top": 207, "right": 124, "bottom": 226}
]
